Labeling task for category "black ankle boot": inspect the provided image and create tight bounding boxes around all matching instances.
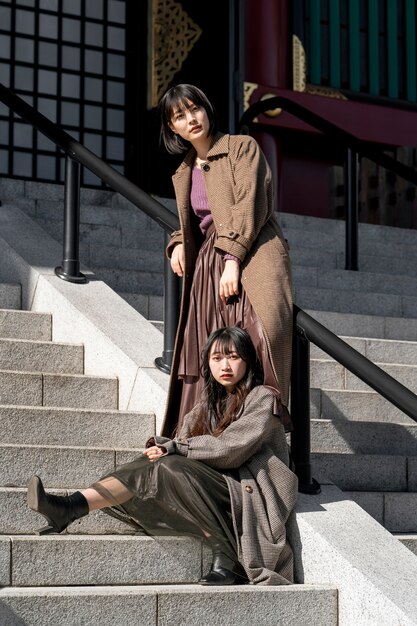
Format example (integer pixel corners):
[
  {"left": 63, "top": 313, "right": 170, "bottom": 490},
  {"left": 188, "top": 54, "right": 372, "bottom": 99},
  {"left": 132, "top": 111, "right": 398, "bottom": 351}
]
[
  {"left": 27, "top": 475, "right": 89, "bottom": 535},
  {"left": 199, "top": 549, "right": 248, "bottom": 586}
]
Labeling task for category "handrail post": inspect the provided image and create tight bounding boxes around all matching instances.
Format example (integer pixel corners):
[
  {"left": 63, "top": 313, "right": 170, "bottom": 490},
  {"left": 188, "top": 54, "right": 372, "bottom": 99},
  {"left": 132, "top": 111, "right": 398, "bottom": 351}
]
[
  {"left": 345, "top": 148, "right": 359, "bottom": 271},
  {"left": 55, "top": 155, "right": 86, "bottom": 283},
  {"left": 155, "top": 232, "right": 180, "bottom": 374},
  {"left": 291, "top": 310, "right": 321, "bottom": 494}
]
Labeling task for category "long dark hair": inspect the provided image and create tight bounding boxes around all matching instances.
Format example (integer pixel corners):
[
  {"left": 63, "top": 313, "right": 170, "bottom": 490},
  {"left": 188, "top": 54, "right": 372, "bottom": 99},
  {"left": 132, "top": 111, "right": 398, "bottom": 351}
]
[
  {"left": 158, "top": 84, "right": 218, "bottom": 154},
  {"left": 190, "top": 327, "right": 264, "bottom": 437}
]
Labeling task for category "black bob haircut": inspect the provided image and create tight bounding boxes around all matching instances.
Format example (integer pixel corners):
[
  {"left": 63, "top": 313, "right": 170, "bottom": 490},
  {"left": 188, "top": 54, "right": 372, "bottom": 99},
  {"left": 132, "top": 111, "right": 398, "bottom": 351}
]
[{"left": 158, "top": 84, "right": 218, "bottom": 154}]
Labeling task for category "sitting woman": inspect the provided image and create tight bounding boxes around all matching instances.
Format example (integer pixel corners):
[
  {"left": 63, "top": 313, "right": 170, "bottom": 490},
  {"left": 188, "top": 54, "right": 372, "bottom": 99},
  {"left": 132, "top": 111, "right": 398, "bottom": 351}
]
[{"left": 27, "top": 326, "right": 298, "bottom": 586}]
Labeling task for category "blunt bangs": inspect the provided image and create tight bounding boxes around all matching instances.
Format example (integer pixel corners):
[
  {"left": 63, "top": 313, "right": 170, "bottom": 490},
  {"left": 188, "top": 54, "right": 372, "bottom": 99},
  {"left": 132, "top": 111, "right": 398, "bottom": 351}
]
[
  {"left": 159, "top": 84, "right": 218, "bottom": 154},
  {"left": 207, "top": 328, "right": 254, "bottom": 364}
]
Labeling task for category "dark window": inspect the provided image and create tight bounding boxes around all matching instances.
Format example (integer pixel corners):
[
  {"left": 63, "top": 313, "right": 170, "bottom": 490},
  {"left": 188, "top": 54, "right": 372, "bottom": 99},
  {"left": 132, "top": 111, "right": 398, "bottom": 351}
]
[{"left": 0, "top": 0, "right": 127, "bottom": 185}]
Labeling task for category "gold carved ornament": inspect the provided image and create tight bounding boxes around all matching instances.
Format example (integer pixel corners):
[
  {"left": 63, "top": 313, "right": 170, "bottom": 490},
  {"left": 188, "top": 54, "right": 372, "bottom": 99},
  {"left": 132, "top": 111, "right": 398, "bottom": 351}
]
[
  {"left": 148, "top": 0, "right": 202, "bottom": 109},
  {"left": 292, "top": 34, "right": 346, "bottom": 100}
]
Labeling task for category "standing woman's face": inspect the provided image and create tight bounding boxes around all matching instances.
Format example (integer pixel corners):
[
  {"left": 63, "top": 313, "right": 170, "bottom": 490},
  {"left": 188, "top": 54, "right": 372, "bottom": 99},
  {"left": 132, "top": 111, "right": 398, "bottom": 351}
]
[
  {"left": 169, "top": 100, "right": 210, "bottom": 143},
  {"left": 208, "top": 342, "right": 247, "bottom": 393}
]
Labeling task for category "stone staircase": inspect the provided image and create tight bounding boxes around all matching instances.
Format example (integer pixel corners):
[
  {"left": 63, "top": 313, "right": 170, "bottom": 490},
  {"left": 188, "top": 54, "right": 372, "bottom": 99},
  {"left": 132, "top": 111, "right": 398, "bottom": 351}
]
[
  {"left": 2, "top": 179, "right": 166, "bottom": 320},
  {"left": 2, "top": 178, "right": 417, "bottom": 620},
  {"left": 0, "top": 281, "right": 337, "bottom": 625},
  {"left": 277, "top": 214, "right": 417, "bottom": 561}
]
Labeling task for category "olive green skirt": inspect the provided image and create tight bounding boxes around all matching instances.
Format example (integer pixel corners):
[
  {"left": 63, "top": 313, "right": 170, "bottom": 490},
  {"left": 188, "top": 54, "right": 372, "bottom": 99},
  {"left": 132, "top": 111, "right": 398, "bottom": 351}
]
[{"left": 92, "top": 453, "right": 238, "bottom": 560}]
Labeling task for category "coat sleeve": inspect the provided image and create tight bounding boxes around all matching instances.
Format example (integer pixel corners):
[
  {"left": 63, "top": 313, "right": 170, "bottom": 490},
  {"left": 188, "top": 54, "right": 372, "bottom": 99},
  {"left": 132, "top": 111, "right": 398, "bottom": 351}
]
[
  {"left": 173, "top": 387, "right": 280, "bottom": 469},
  {"left": 166, "top": 229, "right": 183, "bottom": 259},
  {"left": 214, "top": 137, "right": 273, "bottom": 262}
]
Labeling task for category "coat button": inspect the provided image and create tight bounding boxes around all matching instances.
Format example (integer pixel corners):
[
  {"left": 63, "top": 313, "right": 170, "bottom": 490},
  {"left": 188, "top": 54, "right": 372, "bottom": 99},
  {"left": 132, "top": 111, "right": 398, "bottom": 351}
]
[
  {"left": 202, "top": 163, "right": 210, "bottom": 172},
  {"left": 245, "top": 485, "right": 253, "bottom": 493}
]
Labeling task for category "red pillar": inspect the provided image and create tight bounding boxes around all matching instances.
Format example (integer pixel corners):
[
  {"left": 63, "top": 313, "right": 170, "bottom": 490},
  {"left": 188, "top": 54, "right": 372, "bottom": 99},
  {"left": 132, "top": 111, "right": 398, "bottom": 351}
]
[
  {"left": 245, "top": 0, "right": 290, "bottom": 211},
  {"left": 245, "top": 0, "right": 290, "bottom": 88}
]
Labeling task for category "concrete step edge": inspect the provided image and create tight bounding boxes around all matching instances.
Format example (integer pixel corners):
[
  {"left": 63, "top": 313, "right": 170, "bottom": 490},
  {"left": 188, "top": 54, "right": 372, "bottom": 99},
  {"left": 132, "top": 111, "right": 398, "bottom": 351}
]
[
  {"left": 0, "top": 337, "right": 83, "bottom": 348},
  {"left": 0, "top": 442, "right": 141, "bottom": 452},
  {"left": 0, "top": 404, "right": 152, "bottom": 416},
  {"left": 0, "top": 582, "right": 338, "bottom": 626},
  {"left": 0, "top": 583, "right": 337, "bottom": 594},
  {"left": 0, "top": 368, "right": 116, "bottom": 381},
  {"left": 0, "top": 310, "right": 52, "bottom": 340}
]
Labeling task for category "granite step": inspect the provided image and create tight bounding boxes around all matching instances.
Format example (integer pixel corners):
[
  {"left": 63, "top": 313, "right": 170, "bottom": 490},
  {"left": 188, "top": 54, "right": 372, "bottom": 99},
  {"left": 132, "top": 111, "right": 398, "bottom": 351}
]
[
  {"left": 346, "top": 492, "right": 417, "bottom": 533},
  {"left": 0, "top": 309, "right": 51, "bottom": 341},
  {"left": 293, "top": 265, "right": 417, "bottom": 298},
  {"left": 280, "top": 211, "right": 417, "bottom": 246},
  {"left": 143, "top": 308, "right": 417, "bottom": 340},
  {"left": 283, "top": 224, "right": 417, "bottom": 260},
  {"left": 0, "top": 370, "right": 118, "bottom": 409},
  {"left": 0, "top": 283, "right": 21, "bottom": 310},
  {"left": 89, "top": 267, "right": 163, "bottom": 296},
  {"left": 0, "top": 405, "right": 154, "bottom": 447},
  {"left": 37, "top": 217, "right": 123, "bottom": 248},
  {"left": 3, "top": 535, "right": 203, "bottom": 586},
  {"left": 296, "top": 285, "right": 417, "bottom": 318},
  {"left": 35, "top": 199, "right": 152, "bottom": 230},
  {"left": 311, "top": 418, "right": 417, "bottom": 456},
  {"left": 289, "top": 246, "right": 338, "bottom": 270},
  {"left": 306, "top": 309, "right": 417, "bottom": 342},
  {"left": 395, "top": 534, "right": 417, "bottom": 557},
  {"left": 88, "top": 244, "right": 163, "bottom": 272},
  {"left": 311, "top": 359, "right": 417, "bottom": 394},
  {"left": 0, "top": 487, "right": 129, "bottom": 535},
  {"left": 352, "top": 252, "right": 417, "bottom": 278},
  {"left": 311, "top": 388, "right": 411, "bottom": 422},
  {"left": 0, "top": 443, "right": 140, "bottom": 489},
  {"left": 36, "top": 213, "right": 163, "bottom": 250},
  {"left": 0, "top": 338, "right": 84, "bottom": 375},
  {"left": 311, "top": 452, "right": 416, "bottom": 492},
  {"left": 311, "top": 335, "right": 417, "bottom": 365},
  {"left": 119, "top": 291, "right": 163, "bottom": 320},
  {"left": 0, "top": 584, "right": 338, "bottom": 626}
]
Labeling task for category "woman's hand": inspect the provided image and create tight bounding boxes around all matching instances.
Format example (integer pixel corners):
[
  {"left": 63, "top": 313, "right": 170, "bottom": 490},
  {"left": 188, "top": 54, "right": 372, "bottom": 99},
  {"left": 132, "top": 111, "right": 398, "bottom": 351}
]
[
  {"left": 143, "top": 446, "right": 166, "bottom": 462},
  {"left": 170, "top": 244, "right": 185, "bottom": 277},
  {"left": 219, "top": 260, "right": 240, "bottom": 303}
]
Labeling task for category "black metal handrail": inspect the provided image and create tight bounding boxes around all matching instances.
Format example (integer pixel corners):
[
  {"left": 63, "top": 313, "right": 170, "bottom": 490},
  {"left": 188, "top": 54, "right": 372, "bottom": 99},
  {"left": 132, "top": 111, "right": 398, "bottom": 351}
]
[
  {"left": 0, "top": 82, "right": 180, "bottom": 372},
  {"left": 0, "top": 84, "right": 179, "bottom": 233},
  {"left": 240, "top": 95, "right": 417, "bottom": 271},
  {"left": 291, "top": 305, "right": 417, "bottom": 493}
]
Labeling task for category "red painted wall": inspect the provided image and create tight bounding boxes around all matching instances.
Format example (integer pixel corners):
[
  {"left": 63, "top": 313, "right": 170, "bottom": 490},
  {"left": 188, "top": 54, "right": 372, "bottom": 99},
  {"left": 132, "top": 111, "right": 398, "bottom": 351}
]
[{"left": 244, "top": 0, "right": 417, "bottom": 221}]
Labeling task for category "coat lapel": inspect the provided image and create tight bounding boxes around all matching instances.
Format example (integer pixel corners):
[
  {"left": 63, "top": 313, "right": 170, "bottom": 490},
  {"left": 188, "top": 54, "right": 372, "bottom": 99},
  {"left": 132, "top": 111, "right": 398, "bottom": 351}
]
[{"left": 172, "top": 148, "right": 196, "bottom": 225}]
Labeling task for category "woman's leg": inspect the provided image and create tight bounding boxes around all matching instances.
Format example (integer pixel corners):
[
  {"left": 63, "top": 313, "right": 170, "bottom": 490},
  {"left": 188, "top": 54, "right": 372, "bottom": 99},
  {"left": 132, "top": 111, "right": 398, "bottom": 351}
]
[
  {"left": 81, "top": 477, "right": 133, "bottom": 510},
  {"left": 27, "top": 475, "right": 133, "bottom": 533}
]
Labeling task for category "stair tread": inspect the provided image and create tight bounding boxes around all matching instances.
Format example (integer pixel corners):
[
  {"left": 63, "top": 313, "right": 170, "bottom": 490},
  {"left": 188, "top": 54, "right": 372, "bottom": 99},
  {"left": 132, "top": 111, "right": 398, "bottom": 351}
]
[
  {"left": 0, "top": 582, "right": 338, "bottom": 626},
  {"left": 0, "top": 368, "right": 115, "bottom": 380}
]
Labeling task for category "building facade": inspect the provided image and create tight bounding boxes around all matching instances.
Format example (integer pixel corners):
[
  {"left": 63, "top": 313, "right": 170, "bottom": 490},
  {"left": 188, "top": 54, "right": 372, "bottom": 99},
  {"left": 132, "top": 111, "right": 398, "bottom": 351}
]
[{"left": 1, "top": 0, "right": 417, "bottom": 227}]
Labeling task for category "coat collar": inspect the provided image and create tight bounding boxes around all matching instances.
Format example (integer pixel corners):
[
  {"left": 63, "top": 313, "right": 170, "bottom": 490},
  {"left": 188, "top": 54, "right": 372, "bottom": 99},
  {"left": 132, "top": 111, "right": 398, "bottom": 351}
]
[{"left": 173, "top": 132, "right": 230, "bottom": 176}]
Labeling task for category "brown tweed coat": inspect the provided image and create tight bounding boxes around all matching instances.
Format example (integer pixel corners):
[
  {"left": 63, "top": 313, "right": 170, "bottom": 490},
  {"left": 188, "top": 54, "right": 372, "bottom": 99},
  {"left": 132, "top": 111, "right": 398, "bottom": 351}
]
[
  {"left": 155, "top": 385, "right": 298, "bottom": 585},
  {"left": 162, "top": 132, "right": 293, "bottom": 437}
]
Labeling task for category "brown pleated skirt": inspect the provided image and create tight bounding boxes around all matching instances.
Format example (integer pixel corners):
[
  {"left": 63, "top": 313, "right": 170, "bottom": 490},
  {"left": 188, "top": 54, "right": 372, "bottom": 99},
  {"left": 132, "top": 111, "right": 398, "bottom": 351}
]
[
  {"left": 92, "top": 453, "right": 239, "bottom": 561},
  {"left": 177, "top": 225, "right": 291, "bottom": 430}
]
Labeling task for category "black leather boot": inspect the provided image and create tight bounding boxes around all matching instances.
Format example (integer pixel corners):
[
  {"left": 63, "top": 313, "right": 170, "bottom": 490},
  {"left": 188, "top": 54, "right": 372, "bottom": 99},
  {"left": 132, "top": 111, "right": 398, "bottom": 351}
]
[
  {"left": 27, "top": 475, "right": 89, "bottom": 535},
  {"left": 199, "top": 548, "right": 248, "bottom": 585}
]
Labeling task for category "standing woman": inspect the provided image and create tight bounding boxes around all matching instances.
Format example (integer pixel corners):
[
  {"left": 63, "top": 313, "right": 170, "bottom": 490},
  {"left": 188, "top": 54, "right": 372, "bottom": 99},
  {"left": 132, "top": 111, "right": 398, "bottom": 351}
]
[{"left": 159, "top": 84, "right": 293, "bottom": 437}]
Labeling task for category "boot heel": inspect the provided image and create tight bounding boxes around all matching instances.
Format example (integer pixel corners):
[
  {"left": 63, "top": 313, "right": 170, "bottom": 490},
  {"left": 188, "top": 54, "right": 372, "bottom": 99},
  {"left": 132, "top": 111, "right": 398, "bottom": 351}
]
[
  {"left": 37, "top": 524, "right": 59, "bottom": 535},
  {"left": 27, "top": 475, "right": 89, "bottom": 534}
]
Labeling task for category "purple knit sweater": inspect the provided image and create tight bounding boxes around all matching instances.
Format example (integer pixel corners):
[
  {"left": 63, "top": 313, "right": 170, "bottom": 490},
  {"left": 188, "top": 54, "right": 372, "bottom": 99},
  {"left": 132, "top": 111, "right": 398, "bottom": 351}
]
[{"left": 190, "top": 167, "right": 239, "bottom": 263}]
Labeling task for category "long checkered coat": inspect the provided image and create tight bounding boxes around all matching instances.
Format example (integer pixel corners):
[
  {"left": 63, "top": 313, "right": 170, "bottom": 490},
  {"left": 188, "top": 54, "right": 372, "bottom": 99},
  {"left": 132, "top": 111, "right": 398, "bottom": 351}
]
[
  {"left": 156, "top": 385, "right": 298, "bottom": 585},
  {"left": 162, "top": 132, "right": 293, "bottom": 438}
]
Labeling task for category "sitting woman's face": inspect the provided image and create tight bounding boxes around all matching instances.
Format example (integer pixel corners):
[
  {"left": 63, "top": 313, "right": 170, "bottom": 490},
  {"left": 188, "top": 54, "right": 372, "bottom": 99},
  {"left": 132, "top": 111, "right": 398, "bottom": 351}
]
[{"left": 208, "top": 341, "right": 247, "bottom": 392}]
